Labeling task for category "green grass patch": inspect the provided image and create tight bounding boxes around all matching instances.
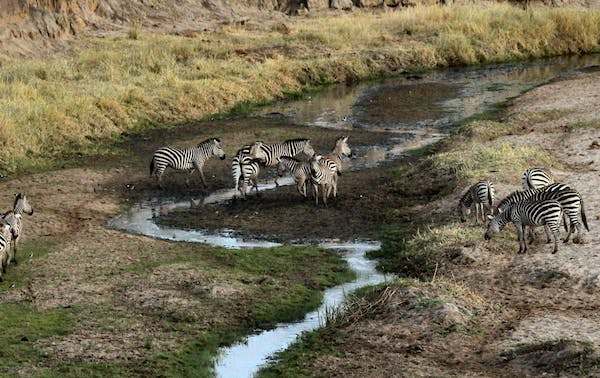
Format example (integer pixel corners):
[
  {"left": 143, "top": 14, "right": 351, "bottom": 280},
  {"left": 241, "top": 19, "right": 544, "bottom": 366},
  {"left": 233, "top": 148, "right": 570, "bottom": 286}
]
[
  {"left": 0, "top": 238, "right": 57, "bottom": 293},
  {"left": 0, "top": 304, "right": 75, "bottom": 373}
]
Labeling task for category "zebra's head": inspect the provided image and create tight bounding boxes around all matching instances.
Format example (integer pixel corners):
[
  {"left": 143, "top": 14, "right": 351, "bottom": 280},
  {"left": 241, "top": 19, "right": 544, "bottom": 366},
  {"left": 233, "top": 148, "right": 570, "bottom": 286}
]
[
  {"left": 457, "top": 202, "right": 470, "bottom": 223},
  {"left": 210, "top": 138, "right": 226, "bottom": 160},
  {"left": 15, "top": 193, "right": 33, "bottom": 215},
  {"left": 335, "top": 136, "right": 351, "bottom": 157},
  {"left": 276, "top": 157, "right": 291, "bottom": 177},
  {"left": 484, "top": 215, "right": 501, "bottom": 240},
  {"left": 302, "top": 141, "right": 315, "bottom": 158},
  {"left": 310, "top": 156, "right": 323, "bottom": 176},
  {"left": 249, "top": 142, "right": 268, "bottom": 163}
]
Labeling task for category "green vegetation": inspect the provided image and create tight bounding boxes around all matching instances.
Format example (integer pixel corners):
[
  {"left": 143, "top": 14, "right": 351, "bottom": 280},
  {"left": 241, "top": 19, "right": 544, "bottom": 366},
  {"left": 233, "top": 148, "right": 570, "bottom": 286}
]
[
  {"left": 0, "top": 241, "right": 354, "bottom": 376},
  {"left": 0, "top": 238, "right": 57, "bottom": 293},
  {"left": 0, "top": 304, "right": 74, "bottom": 373},
  {"left": 2, "top": 4, "right": 600, "bottom": 173}
]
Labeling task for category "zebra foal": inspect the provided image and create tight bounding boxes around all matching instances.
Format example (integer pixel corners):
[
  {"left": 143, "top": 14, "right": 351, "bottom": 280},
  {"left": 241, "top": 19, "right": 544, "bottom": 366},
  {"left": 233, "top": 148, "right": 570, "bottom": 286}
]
[
  {"left": 310, "top": 156, "right": 337, "bottom": 206},
  {"left": 276, "top": 157, "right": 311, "bottom": 197},
  {"left": 485, "top": 200, "right": 563, "bottom": 254},
  {"left": 458, "top": 181, "right": 495, "bottom": 223},
  {"left": 232, "top": 146, "right": 261, "bottom": 198},
  {"left": 150, "top": 138, "right": 226, "bottom": 188}
]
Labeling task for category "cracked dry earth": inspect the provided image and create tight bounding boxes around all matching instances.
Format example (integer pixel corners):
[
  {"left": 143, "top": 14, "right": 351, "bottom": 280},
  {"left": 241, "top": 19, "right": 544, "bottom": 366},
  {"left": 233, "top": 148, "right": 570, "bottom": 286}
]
[{"left": 283, "top": 70, "right": 600, "bottom": 377}]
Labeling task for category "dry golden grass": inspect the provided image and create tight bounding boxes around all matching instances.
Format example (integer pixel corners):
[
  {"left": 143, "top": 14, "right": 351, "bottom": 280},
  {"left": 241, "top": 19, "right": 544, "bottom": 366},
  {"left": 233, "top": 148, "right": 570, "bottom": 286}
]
[{"left": 2, "top": 3, "right": 600, "bottom": 172}]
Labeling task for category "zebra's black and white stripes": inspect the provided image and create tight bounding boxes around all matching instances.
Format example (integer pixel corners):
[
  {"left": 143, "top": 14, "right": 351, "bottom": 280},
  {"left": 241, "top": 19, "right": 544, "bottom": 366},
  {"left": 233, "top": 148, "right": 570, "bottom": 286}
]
[
  {"left": 0, "top": 220, "right": 12, "bottom": 282},
  {"left": 496, "top": 183, "right": 588, "bottom": 243},
  {"left": 248, "top": 139, "right": 315, "bottom": 167},
  {"left": 485, "top": 200, "right": 563, "bottom": 254},
  {"left": 310, "top": 156, "right": 337, "bottom": 206},
  {"left": 150, "top": 138, "right": 226, "bottom": 187},
  {"left": 458, "top": 181, "right": 495, "bottom": 223},
  {"left": 276, "top": 157, "right": 311, "bottom": 197},
  {"left": 2, "top": 193, "right": 33, "bottom": 267},
  {"left": 522, "top": 168, "right": 554, "bottom": 190}
]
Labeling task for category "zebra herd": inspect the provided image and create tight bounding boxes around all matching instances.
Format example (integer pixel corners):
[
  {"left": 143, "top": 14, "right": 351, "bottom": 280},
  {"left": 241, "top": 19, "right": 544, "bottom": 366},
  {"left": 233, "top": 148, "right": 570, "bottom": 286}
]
[
  {"left": 0, "top": 194, "right": 33, "bottom": 282},
  {"left": 150, "top": 136, "right": 352, "bottom": 205},
  {"left": 459, "top": 168, "right": 589, "bottom": 254}
]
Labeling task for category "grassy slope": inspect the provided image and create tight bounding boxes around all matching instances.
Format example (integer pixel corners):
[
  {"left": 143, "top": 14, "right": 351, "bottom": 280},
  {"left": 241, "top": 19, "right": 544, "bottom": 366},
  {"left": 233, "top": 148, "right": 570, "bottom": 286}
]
[
  {"left": 2, "top": 4, "right": 600, "bottom": 173},
  {"left": 0, "top": 242, "right": 354, "bottom": 376}
]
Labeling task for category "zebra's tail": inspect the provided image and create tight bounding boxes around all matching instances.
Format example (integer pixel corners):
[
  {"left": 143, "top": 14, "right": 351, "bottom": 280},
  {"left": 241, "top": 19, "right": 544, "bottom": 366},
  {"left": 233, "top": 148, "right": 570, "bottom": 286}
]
[
  {"left": 486, "top": 182, "right": 493, "bottom": 208},
  {"left": 581, "top": 196, "right": 589, "bottom": 231},
  {"left": 149, "top": 157, "right": 155, "bottom": 177}
]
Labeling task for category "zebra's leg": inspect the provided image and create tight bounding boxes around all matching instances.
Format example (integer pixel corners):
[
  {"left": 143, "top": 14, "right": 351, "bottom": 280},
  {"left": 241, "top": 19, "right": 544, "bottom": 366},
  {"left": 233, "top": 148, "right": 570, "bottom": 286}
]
[
  {"left": 322, "top": 184, "right": 328, "bottom": 207},
  {"left": 527, "top": 226, "right": 535, "bottom": 245},
  {"left": 544, "top": 225, "right": 552, "bottom": 244},
  {"left": 314, "top": 184, "right": 319, "bottom": 206},
  {"left": 563, "top": 219, "right": 574, "bottom": 244},
  {"left": 11, "top": 237, "right": 18, "bottom": 265},
  {"left": 550, "top": 224, "right": 560, "bottom": 254},
  {"left": 474, "top": 204, "right": 480, "bottom": 224},
  {"left": 193, "top": 162, "right": 207, "bottom": 188},
  {"left": 516, "top": 223, "right": 526, "bottom": 254},
  {"left": 332, "top": 174, "right": 338, "bottom": 198}
]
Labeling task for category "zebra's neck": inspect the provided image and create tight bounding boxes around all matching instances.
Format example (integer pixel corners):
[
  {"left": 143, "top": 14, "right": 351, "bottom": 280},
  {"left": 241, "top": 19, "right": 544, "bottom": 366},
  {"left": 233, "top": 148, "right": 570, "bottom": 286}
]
[{"left": 14, "top": 201, "right": 24, "bottom": 215}]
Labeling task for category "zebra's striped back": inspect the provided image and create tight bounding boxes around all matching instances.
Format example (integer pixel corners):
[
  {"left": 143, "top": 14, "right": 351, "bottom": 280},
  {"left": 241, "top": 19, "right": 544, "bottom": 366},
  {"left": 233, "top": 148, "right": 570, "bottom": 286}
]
[
  {"left": 249, "top": 139, "right": 314, "bottom": 167},
  {"left": 522, "top": 168, "right": 554, "bottom": 190},
  {"left": 277, "top": 157, "right": 311, "bottom": 179},
  {"left": 459, "top": 181, "right": 495, "bottom": 208},
  {"left": 492, "top": 200, "right": 563, "bottom": 231}
]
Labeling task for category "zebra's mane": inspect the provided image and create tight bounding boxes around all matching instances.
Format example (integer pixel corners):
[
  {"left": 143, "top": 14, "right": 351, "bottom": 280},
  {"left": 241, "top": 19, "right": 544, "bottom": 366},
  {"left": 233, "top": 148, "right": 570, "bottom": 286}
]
[
  {"left": 284, "top": 138, "right": 309, "bottom": 144},
  {"left": 13, "top": 193, "right": 23, "bottom": 210},
  {"left": 279, "top": 156, "right": 301, "bottom": 162},
  {"left": 199, "top": 138, "right": 219, "bottom": 146}
]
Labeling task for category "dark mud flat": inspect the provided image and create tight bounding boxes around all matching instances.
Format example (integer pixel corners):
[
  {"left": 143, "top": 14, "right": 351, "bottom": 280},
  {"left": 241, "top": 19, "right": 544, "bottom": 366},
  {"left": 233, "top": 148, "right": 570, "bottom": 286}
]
[{"left": 155, "top": 54, "right": 600, "bottom": 242}]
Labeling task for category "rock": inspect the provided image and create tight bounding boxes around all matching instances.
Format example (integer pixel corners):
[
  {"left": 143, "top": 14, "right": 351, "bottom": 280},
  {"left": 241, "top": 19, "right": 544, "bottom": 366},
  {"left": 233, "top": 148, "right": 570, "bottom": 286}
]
[
  {"left": 330, "top": 0, "right": 354, "bottom": 9},
  {"left": 431, "top": 302, "right": 471, "bottom": 328}
]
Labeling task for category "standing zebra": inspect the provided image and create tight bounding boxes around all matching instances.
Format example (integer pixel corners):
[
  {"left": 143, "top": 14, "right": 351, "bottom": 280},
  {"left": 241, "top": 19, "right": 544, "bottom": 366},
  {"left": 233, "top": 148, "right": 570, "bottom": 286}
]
[
  {"left": 318, "top": 136, "right": 352, "bottom": 198},
  {"left": 248, "top": 139, "right": 315, "bottom": 167},
  {"left": 522, "top": 167, "right": 554, "bottom": 190},
  {"left": 276, "top": 156, "right": 312, "bottom": 197},
  {"left": 496, "top": 183, "right": 588, "bottom": 243},
  {"left": 458, "top": 181, "right": 495, "bottom": 223},
  {"left": 485, "top": 200, "right": 563, "bottom": 254},
  {"left": 150, "top": 138, "right": 226, "bottom": 188},
  {"left": 2, "top": 193, "right": 33, "bottom": 267},
  {"left": 232, "top": 146, "right": 262, "bottom": 198},
  {"left": 0, "top": 220, "right": 12, "bottom": 282},
  {"left": 310, "top": 156, "right": 337, "bottom": 206}
]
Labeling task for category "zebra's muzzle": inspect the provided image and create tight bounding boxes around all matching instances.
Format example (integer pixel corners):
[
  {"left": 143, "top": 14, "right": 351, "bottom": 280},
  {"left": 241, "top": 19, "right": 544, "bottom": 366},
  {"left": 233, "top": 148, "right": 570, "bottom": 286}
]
[{"left": 220, "top": 155, "right": 226, "bottom": 160}]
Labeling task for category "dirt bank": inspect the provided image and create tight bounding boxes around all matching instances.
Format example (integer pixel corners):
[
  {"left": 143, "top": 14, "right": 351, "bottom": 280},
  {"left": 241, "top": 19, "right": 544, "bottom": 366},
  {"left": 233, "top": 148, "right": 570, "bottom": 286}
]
[{"left": 261, "top": 69, "right": 600, "bottom": 376}]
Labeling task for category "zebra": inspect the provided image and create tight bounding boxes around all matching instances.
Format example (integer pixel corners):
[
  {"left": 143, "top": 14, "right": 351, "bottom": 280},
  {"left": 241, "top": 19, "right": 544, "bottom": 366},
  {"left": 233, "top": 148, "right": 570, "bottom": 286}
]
[
  {"left": 496, "top": 183, "right": 589, "bottom": 243},
  {"left": 522, "top": 167, "right": 554, "bottom": 190},
  {"left": 231, "top": 146, "right": 262, "bottom": 198},
  {"left": 318, "top": 136, "right": 352, "bottom": 198},
  {"left": 458, "top": 181, "right": 495, "bottom": 223},
  {"left": 248, "top": 139, "right": 315, "bottom": 167},
  {"left": 2, "top": 193, "right": 33, "bottom": 267},
  {"left": 150, "top": 138, "right": 226, "bottom": 188},
  {"left": 276, "top": 156, "right": 312, "bottom": 197},
  {"left": 485, "top": 200, "right": 563, "bottom": 254},
  {"left": 0, "top": 219, "right": 12, "bottom": 282},
  {"left": 310, "top": 156, "right": 337, "bottom": 206}
]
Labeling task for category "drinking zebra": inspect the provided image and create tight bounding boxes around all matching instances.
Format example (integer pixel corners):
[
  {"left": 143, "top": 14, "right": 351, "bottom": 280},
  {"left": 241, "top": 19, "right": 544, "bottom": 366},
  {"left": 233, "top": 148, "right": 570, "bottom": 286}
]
[
  {"left": 276, "top": 157, "right": 312, "bottom": 197},
  {"left": 150, "top": 138, "right": 226, "bottom": 188},
  {"left": 248, "top": 139, "right": 315, "bottom": 167},
  {"left": 522, "top": 167, "right": 554, "bottom": 190},
  {"left": 458, "top": 181, "right": 495, "bottom": 223},
  {"left": 310, "top": 156, "right": 337, "bottom": 206},
  {"left": 485, "top": 200, "right": 563, "bottom": 254},
  {"left": 2, "top": 193, "right": 34, "bottom": 267},
  {"left": 0, "top": 220, "right": 12, "bottom": 282},
  {"left": 496, "top": 183, "right": 588, "bottom": 243}
]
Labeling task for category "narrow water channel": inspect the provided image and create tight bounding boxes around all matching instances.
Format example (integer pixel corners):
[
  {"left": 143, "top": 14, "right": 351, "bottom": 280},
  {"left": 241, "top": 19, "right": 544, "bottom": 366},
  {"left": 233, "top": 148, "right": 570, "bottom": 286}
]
[{"left": 109, "top": 54, "right": 600, "bottom": 377}]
